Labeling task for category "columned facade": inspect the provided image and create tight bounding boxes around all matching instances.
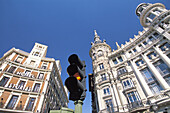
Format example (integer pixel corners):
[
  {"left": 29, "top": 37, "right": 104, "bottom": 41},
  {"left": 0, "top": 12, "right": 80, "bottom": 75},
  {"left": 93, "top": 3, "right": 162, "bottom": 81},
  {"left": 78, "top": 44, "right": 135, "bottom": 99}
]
[{"left": 89, "top": 3, "right": 170, "bottom": 113}]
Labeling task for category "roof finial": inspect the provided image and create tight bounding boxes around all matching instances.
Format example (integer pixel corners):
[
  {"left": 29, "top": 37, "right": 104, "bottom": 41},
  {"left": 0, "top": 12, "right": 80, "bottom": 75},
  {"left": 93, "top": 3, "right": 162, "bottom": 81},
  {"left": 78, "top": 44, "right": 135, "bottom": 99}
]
[
  {"left": 116, "top": 42, "right": 120, "bottom": 49},
  {"left": 94, "top": 30, "right": 98, "bottom": 37}
]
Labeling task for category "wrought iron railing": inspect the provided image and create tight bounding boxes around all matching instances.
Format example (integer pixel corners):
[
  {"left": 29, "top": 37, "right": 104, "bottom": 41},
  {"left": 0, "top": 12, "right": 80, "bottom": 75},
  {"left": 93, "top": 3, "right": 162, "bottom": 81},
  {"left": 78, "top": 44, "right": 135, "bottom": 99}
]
[
  {"left": 128, "top": 101, "right": 143, "bottom": 110},
  {"left": 98, "top": 76, "right": 110, "bottom": 84}
]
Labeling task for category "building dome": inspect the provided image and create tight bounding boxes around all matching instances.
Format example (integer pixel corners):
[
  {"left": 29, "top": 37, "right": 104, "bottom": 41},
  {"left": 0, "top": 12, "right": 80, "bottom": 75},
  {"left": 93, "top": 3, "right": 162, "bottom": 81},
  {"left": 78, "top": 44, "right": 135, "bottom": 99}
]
[
  {"left": 136, "top": 3, "right": 166, "bottom": 27},
  {"left": 136, "top": 3, "right": 150, "bottom": 17}
]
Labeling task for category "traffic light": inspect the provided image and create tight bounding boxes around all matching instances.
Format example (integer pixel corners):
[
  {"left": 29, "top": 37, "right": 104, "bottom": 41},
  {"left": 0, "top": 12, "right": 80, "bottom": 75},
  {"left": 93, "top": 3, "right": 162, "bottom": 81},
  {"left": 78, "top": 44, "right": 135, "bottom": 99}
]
[{"left": 65, "top": 54, "right": 86, "bottom": 101}]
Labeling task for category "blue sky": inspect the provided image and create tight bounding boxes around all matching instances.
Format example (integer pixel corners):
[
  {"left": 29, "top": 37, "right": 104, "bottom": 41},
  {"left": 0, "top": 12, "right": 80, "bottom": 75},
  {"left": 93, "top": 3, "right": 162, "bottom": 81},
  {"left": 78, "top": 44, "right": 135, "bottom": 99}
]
[{"left": 0, "top": 0, "right": 169, "bottom": 113}]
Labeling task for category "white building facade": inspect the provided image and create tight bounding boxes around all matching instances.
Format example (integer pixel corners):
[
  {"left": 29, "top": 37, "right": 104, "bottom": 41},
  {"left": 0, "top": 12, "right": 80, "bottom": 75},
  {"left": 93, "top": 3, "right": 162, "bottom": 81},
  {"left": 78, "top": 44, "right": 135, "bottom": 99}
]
[{"left": 89, "top": 3, "right": 170, "bottom": 113}]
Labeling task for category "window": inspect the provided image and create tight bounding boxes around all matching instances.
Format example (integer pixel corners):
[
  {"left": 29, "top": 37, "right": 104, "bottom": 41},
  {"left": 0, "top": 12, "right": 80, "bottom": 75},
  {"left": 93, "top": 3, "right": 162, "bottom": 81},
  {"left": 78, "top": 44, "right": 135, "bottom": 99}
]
[
  {"left": 6, "top": 95, "right": 19, "bottom": 109},
  {"left": 41, "top": 62, "right": 48, "bottom": 69},
  {"left": 127, "top": 92, "right": 140, "bottom": 103},
  {"left": 18, "top": 81, "right": 26, "bottom": 90},
  {"left": 129, "top": 51, "right": 132, "bottom": 56},
  {"left": 7, "top": 66, "right": 16, "bottom": 74},
  {"left": 25, "top": 70, "right": 31, "bottom": 77},
  {"left": 105, "top": 99, "right": 114, "bottom": 113},
  {"left": 103, "top": 88, "right": 110, "bottom": 95},
  {"left": 34, "top": 52, "right": 39, "bottom": 56},
  {"left": 123, "top": 79, "right": 133, "bottom": 89},
  {"left": 38, "top": 73, "right": 44, "bottom": 79},
  {"left": 133, "top": 48, "right": 137, "bottom": 52},
  {"left": 138, "top": 44, "right": 143, "bottom": 49},
  {"left": 150, "top": 82, "right": 163, "bottom": 94},
  {"left": 147, "top": 52, "right": 157, "bottom": 59},
  {"left": 30, "top": 60, "right": 35, "bottom": 66},
  {"left": 117, "top": 67, "right": 127, "bottom": 75},
  {"left": 153, "top": 9, "right": 162, "bottom": 15},
  {"left": 33, "top": 83, "right": 40, "bottom": 92},
  {"left": 159, "top": 42, "right": 170, "bottom": 51},
  {"left": 164, "top": 76, "right": 170, "bottom": 86},
  {"left": 135, "top": 59, "right": 144, "bottom": 66},
  {"left": 143, "top": 41, "right": 147, "bottom": 45},
  {"left": 148, "top": 13, "right": 156, "bottom": 20},
  {"left": 101, "top": 73, "right": 107, "bottom": 81},
  {"left": 138, "top": 7, "right": 144, "bottom": 12},
  {"left": 99, "top": 63, "right": 104, "bottom": 70},
  {"left": 15, "top": 56, "right": 23, "bottom": 63},
  {"left": 98, "top": 50, "right": 103, "bottom": 57},
  {"left": 92, "top": 53, "right": 96, "bottom": 60},
  {"left": 25, "top": 97, "right": 36, "bottom": 111},
  {"left": 118, "top": 56, "right": 123, "bottom": 62},
  {"left": 153, "top": 32, "right": 159, "bottom": 38},
  {"left": 154, "top": 60, "right": 170, "bottom": 76},
  {"left": 112, "top": 59, "right": 118, "bottom": 65},
  {"left": 148, "top": 36, "right": 154, "bottom": 41},
  {"left": 141, "top": 68, "right": 154, "bottom": 83},
  {"left": 0, "top": 76, "right": 9, "bottom": 87}
]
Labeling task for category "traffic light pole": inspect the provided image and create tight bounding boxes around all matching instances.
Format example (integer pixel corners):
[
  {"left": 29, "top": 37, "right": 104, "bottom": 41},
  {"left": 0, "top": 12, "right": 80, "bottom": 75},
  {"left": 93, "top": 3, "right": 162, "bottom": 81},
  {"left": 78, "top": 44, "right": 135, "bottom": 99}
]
[{"left": 74, "top": 100, "right": 83, "bottom": 113}]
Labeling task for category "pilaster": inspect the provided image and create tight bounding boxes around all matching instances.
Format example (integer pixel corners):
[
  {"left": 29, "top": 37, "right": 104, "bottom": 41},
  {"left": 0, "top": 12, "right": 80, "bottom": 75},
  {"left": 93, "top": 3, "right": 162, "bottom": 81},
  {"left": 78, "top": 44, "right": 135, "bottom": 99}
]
[
  {"left": 130, "top": 60, "right": 153, "bottom": 96},
  {"left": 141, "top": 54, "right": 169, "bottom": 89},
  {"left": 153, "top": 46, "right": 170, "bottom": 67}
]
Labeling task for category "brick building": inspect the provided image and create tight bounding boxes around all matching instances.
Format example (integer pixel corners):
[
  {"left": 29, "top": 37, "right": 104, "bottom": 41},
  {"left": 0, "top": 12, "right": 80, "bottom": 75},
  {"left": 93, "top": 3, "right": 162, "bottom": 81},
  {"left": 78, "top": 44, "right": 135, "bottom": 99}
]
[{"left": 0, "top": 43, "right": 68, "bottom": 113}]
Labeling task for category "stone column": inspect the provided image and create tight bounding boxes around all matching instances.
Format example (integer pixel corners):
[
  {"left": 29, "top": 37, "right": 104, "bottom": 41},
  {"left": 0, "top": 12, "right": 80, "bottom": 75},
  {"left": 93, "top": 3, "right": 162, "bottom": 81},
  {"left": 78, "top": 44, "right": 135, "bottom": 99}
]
[
  {"left": 96, "top": 87, "right": 102, "bottom": 111},
  {"left": 116, "top": 82, "right": 128, "bottom": 112},
  {"left": 153, "top": 46, "right": 170, "bottom": 67},
  {"left": 95, "top": 93, "right": 99, "bottom": 112},
  {"left": 130, "top": 60, "right": 153, "bottom": 96},
  {"left": 109, "top": 84, "right": 118, "bottom": 112},
  {"left": 141, "top": 54, "right": 169, "bottom": 89},
  {"left": 112, "top": 82, "right": 123, "bottom": 112}
]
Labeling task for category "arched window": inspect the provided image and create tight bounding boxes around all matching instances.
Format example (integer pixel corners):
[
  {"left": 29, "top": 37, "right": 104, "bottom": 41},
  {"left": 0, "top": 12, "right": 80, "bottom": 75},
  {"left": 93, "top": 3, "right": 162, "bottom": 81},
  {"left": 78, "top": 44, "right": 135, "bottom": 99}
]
[{"left": 98, "top": 50, "right": 103, "bottom": 57}]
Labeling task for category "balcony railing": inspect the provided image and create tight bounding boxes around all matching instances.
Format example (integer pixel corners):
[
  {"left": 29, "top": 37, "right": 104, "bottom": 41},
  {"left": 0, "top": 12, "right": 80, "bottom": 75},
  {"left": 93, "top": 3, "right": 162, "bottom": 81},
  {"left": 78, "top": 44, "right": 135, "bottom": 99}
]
[
  {"left": 123, "top": 85, "right": 136, "bottom": 92},
  {"left": 128, "top": 101, "right": 143, "bottom": 110},
  {"left": 3, "top": 83, "right": 40, "bottom": 93},
  {"left": 16, "top": 104, "right": 24, "bottom": 110},
  {"left": 3, "top": 70, "right": 44, "bottom": 80},
  {"left": 15, "top": 71, "right": 35, "bottom": 79},
  {"left": 98, "top": 77, "right": 110, "bottom": 84},
  {"left": 0, "top": 99, "right": 34, "bottom": 111},
  {"left": 100, "top": 108, "right": 114, "bottom": 113}
]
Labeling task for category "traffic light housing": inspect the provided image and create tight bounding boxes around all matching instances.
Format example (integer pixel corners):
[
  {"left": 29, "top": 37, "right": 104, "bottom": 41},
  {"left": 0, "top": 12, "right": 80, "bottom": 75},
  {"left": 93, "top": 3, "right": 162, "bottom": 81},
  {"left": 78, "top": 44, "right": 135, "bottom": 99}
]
[{"left": 65, "top": 54, "right": 86, "bottom": 101}]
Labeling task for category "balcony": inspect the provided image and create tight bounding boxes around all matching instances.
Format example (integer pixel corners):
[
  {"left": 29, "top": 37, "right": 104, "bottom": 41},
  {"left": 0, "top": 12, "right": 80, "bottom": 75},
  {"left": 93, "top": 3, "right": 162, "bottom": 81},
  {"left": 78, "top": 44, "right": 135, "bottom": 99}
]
[
  {"left": 123, "top": 85, "right": 136, "bottom": 92},
  {"left": 3, "top": 70, "right": 44, "bottom": 81},
  {"left": 128, "top": 101, "right": 145, "bottom": 112},
  {"left": 100, "top": 108, "right": 114, "bottom": 113},
  {"left": 16, "top": 71, "right": 35, "bottom": 79},
  {"left": 98, "top": 77, "right": 110, "bottom": 85},
  {"left": 0, "top": 100, "right": 34, "bottom": 112},
  {"left": 0, "top": 83, "right": 40, "bottom": 94}
]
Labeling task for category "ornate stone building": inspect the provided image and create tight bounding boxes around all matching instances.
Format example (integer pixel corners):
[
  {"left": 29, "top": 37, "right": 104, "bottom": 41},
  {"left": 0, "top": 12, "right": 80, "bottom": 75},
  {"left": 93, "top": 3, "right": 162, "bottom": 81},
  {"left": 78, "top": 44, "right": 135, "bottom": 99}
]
[
  {"left": 89, "top": 3, "right": 170, "bottom": 113},
  {"left": 0, "top": 43, "right": 68, "bottom": 113}
]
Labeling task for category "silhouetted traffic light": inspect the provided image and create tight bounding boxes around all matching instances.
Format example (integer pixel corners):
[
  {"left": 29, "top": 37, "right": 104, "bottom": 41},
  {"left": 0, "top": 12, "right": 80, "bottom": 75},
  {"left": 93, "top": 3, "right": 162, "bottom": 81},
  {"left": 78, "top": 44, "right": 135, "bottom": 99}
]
[{"left": 65, "top": 54, "right": 86, "bottom": 101}]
